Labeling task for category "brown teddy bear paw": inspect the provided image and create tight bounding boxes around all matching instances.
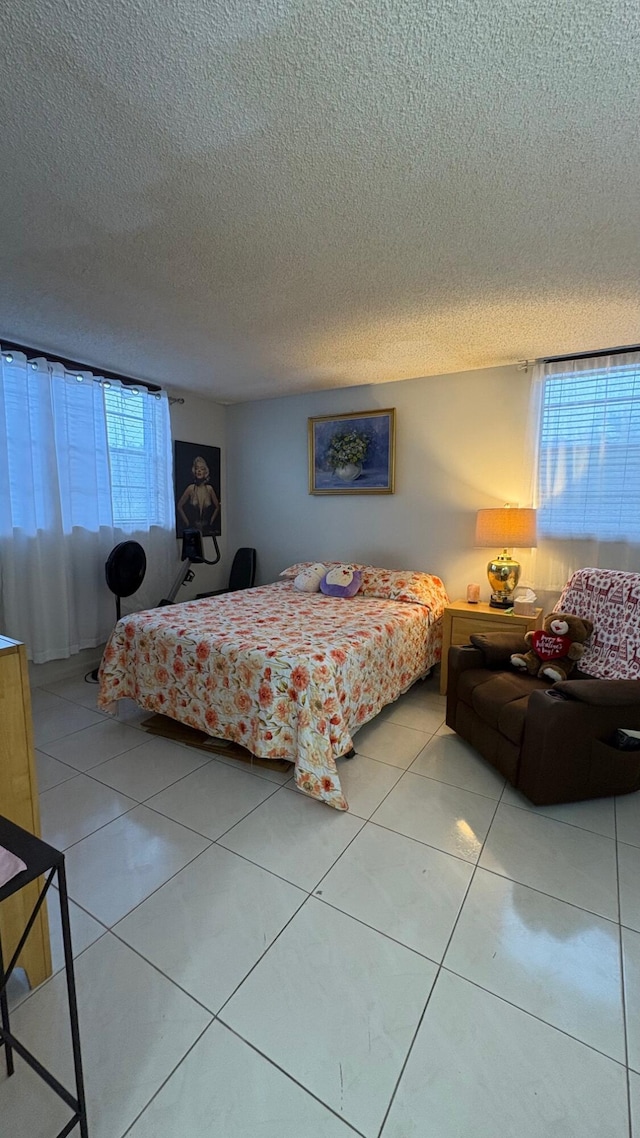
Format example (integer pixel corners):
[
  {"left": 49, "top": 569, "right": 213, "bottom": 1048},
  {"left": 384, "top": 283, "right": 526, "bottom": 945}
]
[
  {"left": 511, "top": 654, "right": 527, "bottom": 669},
  {"left": 540, "top": 665, "right": 564, "bottom": 683}
]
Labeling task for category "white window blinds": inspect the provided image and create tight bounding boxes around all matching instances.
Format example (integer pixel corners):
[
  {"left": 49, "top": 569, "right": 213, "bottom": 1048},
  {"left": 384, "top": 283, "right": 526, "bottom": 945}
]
[
  {"left": 104, "top": 385, "right": 173, "bottom": 529},
  {"left": 537, "top": 353, "right": 640, "bottom": 542}
]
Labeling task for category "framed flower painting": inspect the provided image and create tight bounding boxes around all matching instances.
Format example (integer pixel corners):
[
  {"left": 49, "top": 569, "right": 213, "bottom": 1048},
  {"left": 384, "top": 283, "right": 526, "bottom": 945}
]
[{"left": 308, "top": 408, "right": 396, "bottom": 494}]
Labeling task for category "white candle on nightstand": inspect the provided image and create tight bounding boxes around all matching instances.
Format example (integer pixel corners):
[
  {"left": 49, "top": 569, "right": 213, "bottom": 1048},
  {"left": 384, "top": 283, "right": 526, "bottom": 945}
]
[{"left": 467, "top": 583, "right": 480, "bottom": 604}]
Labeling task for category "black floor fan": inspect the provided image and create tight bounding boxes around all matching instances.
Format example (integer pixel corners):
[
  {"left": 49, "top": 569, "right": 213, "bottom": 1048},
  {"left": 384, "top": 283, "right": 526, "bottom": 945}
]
[{"left": 89, "top": 541, "right": 147, "bottom": 681}]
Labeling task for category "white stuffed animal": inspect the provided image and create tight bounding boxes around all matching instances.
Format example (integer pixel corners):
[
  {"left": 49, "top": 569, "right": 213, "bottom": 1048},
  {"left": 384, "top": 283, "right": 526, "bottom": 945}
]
[{"left": 293, "top": 562, "right": 327, "bottom": 593}]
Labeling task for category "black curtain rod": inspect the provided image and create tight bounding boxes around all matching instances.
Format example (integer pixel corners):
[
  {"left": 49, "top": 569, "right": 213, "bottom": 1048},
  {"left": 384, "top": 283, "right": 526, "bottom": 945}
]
[
  {"left": 543, "top": 342, "right": 640, "bottom": 364},
  {"left": 0, "top": 338, "right": 162, "bottom": 393}
]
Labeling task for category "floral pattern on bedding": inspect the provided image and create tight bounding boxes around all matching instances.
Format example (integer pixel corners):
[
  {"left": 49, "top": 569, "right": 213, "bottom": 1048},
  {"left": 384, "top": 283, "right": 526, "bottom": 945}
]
[
  {"left": 98, "top": 579, "right": 448, "bottom": 810},
  {"left": 280, "top": 563, "right": 447, "bottom": 608}
]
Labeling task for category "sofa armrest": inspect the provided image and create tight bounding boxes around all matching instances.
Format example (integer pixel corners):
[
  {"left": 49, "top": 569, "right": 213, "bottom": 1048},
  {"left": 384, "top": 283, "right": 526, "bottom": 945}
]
[
  {"left": 552, "top": 679, "right": 640, "bottom": 707},
  {"left": 446, "top": 645, "right": 484, "bottom": 730},
  {"left": 468, "top": 631, "right": 530, "bottom": 666},
  {"left": 448, "top": 644, "right": 484, "bottom": 672},
  {"left": 518, "top": 684, "right": 640, "bottom": 804}
]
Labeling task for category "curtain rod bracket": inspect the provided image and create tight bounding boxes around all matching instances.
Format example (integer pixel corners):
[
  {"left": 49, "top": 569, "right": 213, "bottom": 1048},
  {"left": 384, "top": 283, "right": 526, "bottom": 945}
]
[{"left": 168, "top": 396, "right": 185, "bottom": 406}]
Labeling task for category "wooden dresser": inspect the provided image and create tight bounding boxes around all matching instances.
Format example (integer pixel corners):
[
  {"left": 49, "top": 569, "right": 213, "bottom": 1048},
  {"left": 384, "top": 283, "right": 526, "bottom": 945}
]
[
  {"left": 440, "top": 600, "right": 543, "bottom": 694},
  {"left": 0, "top": 636, "right": 51, "bottom": 986}
]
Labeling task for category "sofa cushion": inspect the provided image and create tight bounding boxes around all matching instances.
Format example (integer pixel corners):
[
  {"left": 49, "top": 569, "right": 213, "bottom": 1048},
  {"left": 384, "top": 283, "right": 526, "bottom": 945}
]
[
  {"left": 458, "top": 669, "right": 549, "bottom": 734},
  {"left": 497, "top": 696, "right": 532, "bottom": 746},
  {"left": 454, "top": 701, "right": 521, "bottom": 784}
]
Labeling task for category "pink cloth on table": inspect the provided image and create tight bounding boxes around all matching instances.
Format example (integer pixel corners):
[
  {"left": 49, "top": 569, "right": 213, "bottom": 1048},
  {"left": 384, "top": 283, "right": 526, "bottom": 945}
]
[{"left": 0, "top": 845, "right": 27, "bottom": 888}]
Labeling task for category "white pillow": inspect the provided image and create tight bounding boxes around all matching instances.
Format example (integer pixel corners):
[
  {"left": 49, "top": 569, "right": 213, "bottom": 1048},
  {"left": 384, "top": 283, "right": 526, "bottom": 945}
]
[{"left": 293, "top": 562, "right": 328, "bottom": 593}]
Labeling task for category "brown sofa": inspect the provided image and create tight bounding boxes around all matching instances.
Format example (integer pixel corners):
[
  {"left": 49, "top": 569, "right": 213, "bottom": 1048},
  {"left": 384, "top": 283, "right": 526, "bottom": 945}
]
[
  {"left": 446, "top": 565, "right": 640, "bottom": 804},
  {"left": 446, "top": 630, "right": 640, "bottom": 804}
]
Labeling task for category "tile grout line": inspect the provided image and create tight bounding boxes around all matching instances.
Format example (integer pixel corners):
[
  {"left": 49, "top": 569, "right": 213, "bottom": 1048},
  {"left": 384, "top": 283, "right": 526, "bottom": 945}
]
[
  {"left": 21, "top": 835, "right": 318, "bottom": 1036},
  {"left": 208, "top": 891, "right": 313, "bottom": 1021},
  {"left": 47, "top": 707, "right": 625, "bottom": 947},
  {"left": 43, "top": 721, "right": 283, "bottom": 791},
  {"left": 12, "top": 832, "right": 226, "bottom": 1014},
  {"left": 106, "top": 925, "right": 219, "bottom": 1019},
  {"left": 42, "top": 716, "right": 463, "bottom": 870},
  {"left": 211, "top": 839, "right": 321, "bottom": 894},
  {"left": 314, "top": 856, "right": 628, "bottom": 981},
  {"left": 40, "top": 696, "right": 626, "bottom": 928},
  {"left": 41, "top": 728, "right": 213, "bottom": 780},
  {"left": 364, "top": 814, "right": 495, "bottom": 868},
  {"left": 614, "top": 797, "right": 634, "bottom": 1138},
  {"left": 56, "top": 777, "right": 633, "bottom": 1092},
  {"left": 312, "top": 893, "right": 441, "bottom": 965},
  {"left": 617, "top": 836, "right": 640, "bottom": 852},
  {"left": 202, "top": 757, "right": 474, "bottom": 1133},
  {"left": 39, "top": 695, "right": 628, "bottom": 846},
  {"left": 319, "top": 788, "right": 634, "bottom": 1088},
  {"left": 42, "top": 753, "right": 283, "bottom": 856},
  {"left": 489, "top": 795, "right": 620, "bottom": 841},
  {"left": 84, "top": 834, "right": 219, "bottom": 936},
  {"left": 46, "top": 672, "right": 445, "bottom": 765},
  {"left": 398, "top": 767, "right": 509, "bottom": 803},
  {"left": 378, "top": 780, "right": 631, "bottom": 1136},
  {"left": 366, "top": 804, "right": 624, "bottom": 926},
  {"left": 48, "top": 713, "right": 631, "bottom": 853},
  {"left": 119, "top": 1018, "right": 215, "bottom": 1138},
  {"left": 212, "top": 799, "right": 375, "bottom": 1023},
  {"left": 459, "top": 860, "right": 622, "bottom": 925},
  {"left": 46, "top": 801, "right": 141, "bottom": 855},
  {"left": 6, "top": 928, "right": 112, "bottom": 1013},
  {"left": 33, "top": 689, "right": 637, "bottom": 1133},
  {"left": 439, "top": 963, "right": 629, "bottom": 1069},
  {"left": 214, "top": 1020, "right": 369, "bottom": 1138},
  {"left": 93, "top": 784, "right": 298, "bottom": 935},
  {"left": 376, "top": 780, "right": 507, "bottom": 1136},
  {"left": 207, "top": 783, "right": 293, "bottom": 846},
  {"left": 80, "top": 765, "right": 548, "bottom": 1066},
  {"left": 41, "top": 691, "right": 427, "bottom": 787},
  {"left": 206, "top": 771, "right": 406, "bottom": 1063}
]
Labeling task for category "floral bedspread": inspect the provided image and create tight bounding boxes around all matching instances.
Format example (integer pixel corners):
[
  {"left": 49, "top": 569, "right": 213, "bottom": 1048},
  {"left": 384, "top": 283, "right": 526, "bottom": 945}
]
[{"left": 98, "top": 580, "right": 447, "bottom": 809}]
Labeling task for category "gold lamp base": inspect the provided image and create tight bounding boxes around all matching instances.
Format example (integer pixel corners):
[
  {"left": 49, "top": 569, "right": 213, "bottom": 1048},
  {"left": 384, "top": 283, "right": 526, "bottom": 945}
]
[{"left": 487, "top": 550, "right": 521, "bottom": 608}]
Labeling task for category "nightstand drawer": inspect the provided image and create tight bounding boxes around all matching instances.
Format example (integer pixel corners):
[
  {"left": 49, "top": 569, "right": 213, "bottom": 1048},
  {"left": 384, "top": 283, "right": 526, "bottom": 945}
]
[
  {"left": 440, "top": 601, "right": 543, "bottom": 694},
  {"left": 451, "top": 615, "right": 504, "bottom": 644}
]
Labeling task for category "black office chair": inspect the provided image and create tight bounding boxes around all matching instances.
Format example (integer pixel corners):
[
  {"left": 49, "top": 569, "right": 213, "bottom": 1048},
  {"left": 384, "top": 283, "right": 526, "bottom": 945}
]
[{"left": 196, "top": 547, "right": 257, "bottom": 598}]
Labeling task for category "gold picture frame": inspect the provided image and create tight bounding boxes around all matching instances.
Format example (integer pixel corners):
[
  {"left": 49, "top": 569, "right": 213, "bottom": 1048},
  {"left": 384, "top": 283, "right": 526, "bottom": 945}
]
[{"left": 308, "top": 408, "right": 396, "bottom": 495}]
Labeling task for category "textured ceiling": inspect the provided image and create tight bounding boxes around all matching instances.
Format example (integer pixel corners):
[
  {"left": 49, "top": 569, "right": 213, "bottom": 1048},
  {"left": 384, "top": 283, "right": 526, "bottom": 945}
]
[{"left": 1, "top": 0, "right": 639, "bottom": 402}]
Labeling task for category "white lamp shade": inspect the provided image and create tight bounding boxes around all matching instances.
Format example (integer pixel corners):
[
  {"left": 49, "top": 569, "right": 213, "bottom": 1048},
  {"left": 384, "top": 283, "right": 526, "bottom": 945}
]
[{"left": 475, "top": 507, "right": 537, "bottom": 548}]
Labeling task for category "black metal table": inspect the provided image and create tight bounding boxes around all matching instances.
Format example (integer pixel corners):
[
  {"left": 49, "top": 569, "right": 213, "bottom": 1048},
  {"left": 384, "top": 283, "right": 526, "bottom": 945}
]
[{"left": 0, "top": 815, "right": 88, "bottom": 1137}]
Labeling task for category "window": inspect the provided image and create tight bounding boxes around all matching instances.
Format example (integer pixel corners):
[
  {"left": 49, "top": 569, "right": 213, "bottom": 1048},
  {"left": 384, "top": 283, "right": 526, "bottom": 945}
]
[
  {"left": 104, "top": 386, "right": 171, "bottom": 529},
  {"left": 0, "top": 348, "right": 176, "bottom": 663},
  {"left": 0, "top": 352, "right": 174, "bottom": 536},
  {"left": 537, "top": 356, "right": 640, "bottom": 542}
]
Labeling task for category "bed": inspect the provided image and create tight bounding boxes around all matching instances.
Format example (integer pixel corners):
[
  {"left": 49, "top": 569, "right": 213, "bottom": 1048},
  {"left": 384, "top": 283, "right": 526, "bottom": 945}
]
[{"left": 98, "top": 565, "right": 449, "bottom": 810}]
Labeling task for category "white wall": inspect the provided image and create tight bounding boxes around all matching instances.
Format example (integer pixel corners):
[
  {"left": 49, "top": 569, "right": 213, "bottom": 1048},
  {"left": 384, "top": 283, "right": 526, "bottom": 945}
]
[
  {"left": 226, "top": 364, "right": 536, "bottom": 604},
  {"left": 169, "top": 393, "right": 228, "bottom": 598}
]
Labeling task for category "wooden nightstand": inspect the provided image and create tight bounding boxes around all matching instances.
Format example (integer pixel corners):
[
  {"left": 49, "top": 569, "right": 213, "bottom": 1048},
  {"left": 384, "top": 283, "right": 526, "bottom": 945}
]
[{"left": 440, "top": 600, "right": 543, "bottom": 694}]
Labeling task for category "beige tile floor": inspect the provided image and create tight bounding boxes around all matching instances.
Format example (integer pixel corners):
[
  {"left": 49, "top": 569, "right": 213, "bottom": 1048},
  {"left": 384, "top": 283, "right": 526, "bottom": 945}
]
[{"left": 1, "top": 671, "right": 638, "bottom": 1137}]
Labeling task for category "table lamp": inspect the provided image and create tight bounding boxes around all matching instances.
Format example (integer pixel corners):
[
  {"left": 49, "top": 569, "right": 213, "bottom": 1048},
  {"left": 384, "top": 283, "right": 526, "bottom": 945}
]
[{"left": 475, "top": 507, "right": 537, "bottom": 608}]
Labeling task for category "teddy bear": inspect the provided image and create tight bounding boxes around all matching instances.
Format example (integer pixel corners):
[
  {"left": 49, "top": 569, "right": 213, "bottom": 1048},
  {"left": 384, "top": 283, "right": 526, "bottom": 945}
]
[{"left": 510, "top": 612, "right": 594, "bottom": 683}]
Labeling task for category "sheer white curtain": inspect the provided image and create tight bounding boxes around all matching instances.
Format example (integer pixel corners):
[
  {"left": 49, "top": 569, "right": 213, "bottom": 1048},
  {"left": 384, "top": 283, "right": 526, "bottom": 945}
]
[
  {"left": 0, "top": 351, "right": 178, "bottom": 662},
  {"left": 524, "top": 351, "right": 640, "bottom": 598}
]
